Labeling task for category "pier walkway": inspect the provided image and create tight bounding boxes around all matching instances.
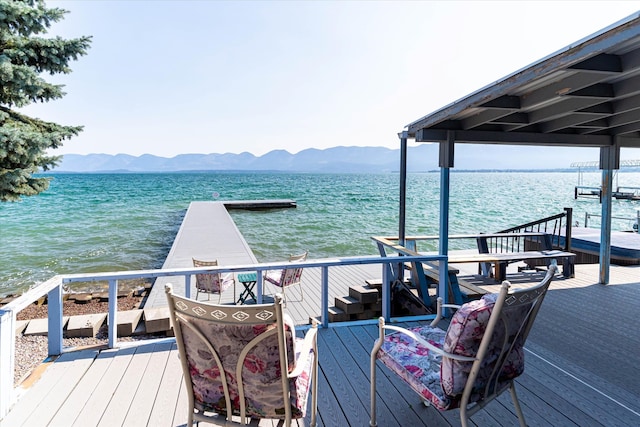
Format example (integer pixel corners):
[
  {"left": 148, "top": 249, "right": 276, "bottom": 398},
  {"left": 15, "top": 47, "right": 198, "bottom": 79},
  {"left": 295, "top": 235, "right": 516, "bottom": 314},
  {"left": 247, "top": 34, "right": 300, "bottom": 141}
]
[
  {"left": 144, "top": 201, "right": 380, "bottom": 325},
  {"left": 144, "top": 201, "right": 259, "bottom": 308}
]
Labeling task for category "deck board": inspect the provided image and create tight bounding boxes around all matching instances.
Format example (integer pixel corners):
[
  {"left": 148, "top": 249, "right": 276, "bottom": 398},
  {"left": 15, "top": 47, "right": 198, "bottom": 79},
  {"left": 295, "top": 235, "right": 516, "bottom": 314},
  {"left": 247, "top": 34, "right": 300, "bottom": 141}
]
[
  {"left": 71, "top": 346, "right": 138, "bottom": 427},
  {"left": 47, "top": 349, "right": 113, "bottom": 426},
  {"left": 335, "top": 325, "right": 438, "bottom": 427},
  {"left": 122, "top": 341, "right": 174, "bottom": 427},
  {"left": 316, "top": 328, "right": 370, "bottom": 424},
  {"left": 146, "top": 343, "right": 183, "bottom": 427},
  {"left": 96, "top": 343, "right": 158, "bottom": 427},
  {"left": 2, "top": 349, "right": 98, "bottom": 427}
]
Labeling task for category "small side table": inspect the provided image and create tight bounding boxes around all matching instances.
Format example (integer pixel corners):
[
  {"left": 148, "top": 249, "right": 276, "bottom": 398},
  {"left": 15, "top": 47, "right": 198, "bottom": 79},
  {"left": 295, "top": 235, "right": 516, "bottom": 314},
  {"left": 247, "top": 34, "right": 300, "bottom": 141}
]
[{"left": 237, "top": 272, "right": 258, "bottom": 304}]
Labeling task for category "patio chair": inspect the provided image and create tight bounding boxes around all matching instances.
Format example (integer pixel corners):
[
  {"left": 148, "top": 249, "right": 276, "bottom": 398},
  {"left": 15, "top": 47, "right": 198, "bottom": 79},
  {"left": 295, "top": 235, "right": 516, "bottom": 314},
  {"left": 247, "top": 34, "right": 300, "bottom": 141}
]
[
  {"left": 370, "top": 264, "right": 557, "bottom": 427},
  {"left": 165, "top": 285, "right": 318, "bottom": 426},
  {"left": 192, "top": 258, "right": 235, "bottom": 303},
  {"left": 263, "top": 251, "right": 308, "bottom": 302}
]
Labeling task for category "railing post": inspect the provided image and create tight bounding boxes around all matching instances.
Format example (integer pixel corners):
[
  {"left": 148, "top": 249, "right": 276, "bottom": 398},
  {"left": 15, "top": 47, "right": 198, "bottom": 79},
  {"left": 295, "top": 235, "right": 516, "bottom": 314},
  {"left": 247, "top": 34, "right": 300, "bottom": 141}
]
[
  {"left": 381, "top": 263, "right": 390, "bottom": 321},
  {"left": 321, "top": 266, "right": 329, "bottom": 328},
  {"left": 185, "top": 274, "right": 191, "bottom": 299},
  {"left": 256, "top": 273, "right": 263, "bottom": 304},
  {"left": 0, "top": 309, "right": 15, "bottom": 419},
  {"left": 564, "top": 207, "right": 572, "bottom": 251},
  {"left": 47, "top": 284, "right": 64, "bottom": 356},
  {"left": 108, "top": 279, "right": 117, "bottom": 348}
]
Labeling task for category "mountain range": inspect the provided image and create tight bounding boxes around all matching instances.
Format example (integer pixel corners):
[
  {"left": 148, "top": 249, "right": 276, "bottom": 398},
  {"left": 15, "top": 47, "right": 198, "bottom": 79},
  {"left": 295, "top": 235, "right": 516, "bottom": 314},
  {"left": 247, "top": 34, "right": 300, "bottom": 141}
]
[{"left": 51, "top": 144, "right": 600, "bottom": 173}]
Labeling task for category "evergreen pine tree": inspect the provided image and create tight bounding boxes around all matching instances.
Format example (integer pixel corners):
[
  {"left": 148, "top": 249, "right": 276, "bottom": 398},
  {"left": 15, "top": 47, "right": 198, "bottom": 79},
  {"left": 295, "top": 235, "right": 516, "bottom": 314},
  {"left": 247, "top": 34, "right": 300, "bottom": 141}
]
[{"left": 0, "top": 0, "right": 91, "bottom": 201}]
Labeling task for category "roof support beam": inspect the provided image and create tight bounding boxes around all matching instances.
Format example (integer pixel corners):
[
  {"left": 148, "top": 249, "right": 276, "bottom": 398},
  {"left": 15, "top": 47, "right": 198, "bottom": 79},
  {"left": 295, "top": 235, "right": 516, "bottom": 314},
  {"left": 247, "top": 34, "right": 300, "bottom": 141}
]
[
  {"left": 416, "top": 129, "right": 612, "bottom": 146},
  {"left": 461, "top": 109, "right": 522, "bottom": 129},
  {"left": 539, "top": 113, "right": 609, "bottom": 133},
  {"left": 528, "top": 97, "right": 611, "bottom": 124},
  {"left": 574, "top": 118, "right": 609, "bottom": 129},
  {"left": 520, "top": 73, "right": 613, "bottom": 109},
  {"left": 608, "top": 109, "right": 640, "bottom": 128},
  {"left": 568, "top": 53, "right": 622, "bottom": 74},
  {"left": 479, "top": 95, "right": 521, "bottom": 109},
  {"left": 568, "top": 83, "right": 614, "bottom": 98}
]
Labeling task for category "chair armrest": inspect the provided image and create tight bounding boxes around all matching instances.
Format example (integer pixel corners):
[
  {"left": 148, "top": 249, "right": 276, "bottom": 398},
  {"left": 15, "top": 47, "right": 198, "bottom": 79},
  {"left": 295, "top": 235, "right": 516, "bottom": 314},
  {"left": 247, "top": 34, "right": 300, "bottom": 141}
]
[
  {"left": 382, "top": 324, "right": 477, "bottom": 362},
  {"left": 289, "top": 325, "right": 318, "bottom": 378},
  {"left": 429, "top": 297, "right": 462, "bottom": 327}
]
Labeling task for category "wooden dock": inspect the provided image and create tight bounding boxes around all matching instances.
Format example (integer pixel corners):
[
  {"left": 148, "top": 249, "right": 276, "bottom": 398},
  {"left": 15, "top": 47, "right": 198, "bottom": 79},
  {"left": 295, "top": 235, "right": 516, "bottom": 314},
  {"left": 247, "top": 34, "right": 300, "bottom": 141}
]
[
  {"left": 145, "top": 201, "right": 260, "bottom": 308},
  {"left": 144, "top": 201, "right": 381, "bottom": 325},
  {"left": 563, "top": 227, "right": 640, "bottom": 265},
  {"left": 3, "top": 265, "right": 640, "bottom": 426}
]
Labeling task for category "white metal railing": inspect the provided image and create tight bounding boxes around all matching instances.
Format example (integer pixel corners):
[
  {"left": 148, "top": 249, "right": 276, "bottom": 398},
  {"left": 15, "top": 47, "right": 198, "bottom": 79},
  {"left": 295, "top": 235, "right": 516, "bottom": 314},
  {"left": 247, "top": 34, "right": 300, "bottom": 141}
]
[
  {"left": 584, "top": 211, "right": 640, "bottom": 233},
  {"left": 0, "top": 254, "right": 446, "bottom": 418}
]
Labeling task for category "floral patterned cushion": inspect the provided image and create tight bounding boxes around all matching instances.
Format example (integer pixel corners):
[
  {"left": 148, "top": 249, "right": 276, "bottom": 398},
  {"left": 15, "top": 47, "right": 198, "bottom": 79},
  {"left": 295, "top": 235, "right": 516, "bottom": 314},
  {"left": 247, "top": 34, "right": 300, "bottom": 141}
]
[
  {"left": 180, "top": 313, "right": 313, "bottom": 419},
  {"left": 376, "top": 326, "right": 451, "bottom": 410},
  {"left": 441, "top": 293, "right": 525, "bottom": 401},
  {"left": 264, "top": 266, "right": 304, "bottom": 288},
  {"left": 193, "top": 259, "right": 234, "bottom": 294},
  {"left": 377, "top": 293, "right": 529, "bottom": 411}
]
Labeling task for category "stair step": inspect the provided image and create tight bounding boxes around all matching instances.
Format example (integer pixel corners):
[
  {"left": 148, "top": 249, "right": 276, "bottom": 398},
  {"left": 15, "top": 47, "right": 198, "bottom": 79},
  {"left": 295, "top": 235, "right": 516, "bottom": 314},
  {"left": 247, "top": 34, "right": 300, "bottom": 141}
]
[
  {"left": 66, "top": 313, "right": 107, "bottom": 338},
  {"left": 349, "top": 285, "right": 380, "bottom": 304},
  {"left": 365, "top": 279, "right": 383, "bottom": 289},
  {"left": 329, "top": 306, "right": 350, "bottom": 322},
  {"left": 143, "top": 307, "right": 172, "bottom": 334},
  {"left": 117, "top": 309, "right": 144, "bottom": 336},
  {"left": 24, "top": 317, "right": 70, "bottom": 336},
  {"left": 334, "top": 296, "right": 363, "bottom": 314}
]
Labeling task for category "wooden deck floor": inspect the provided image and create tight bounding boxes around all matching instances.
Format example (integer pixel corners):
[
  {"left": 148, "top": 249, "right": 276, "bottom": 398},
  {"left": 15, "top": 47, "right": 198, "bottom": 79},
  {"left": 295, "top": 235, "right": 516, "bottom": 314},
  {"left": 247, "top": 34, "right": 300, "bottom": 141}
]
[{"left": 3, "top": 264, "right": 640, "bottom": 426}]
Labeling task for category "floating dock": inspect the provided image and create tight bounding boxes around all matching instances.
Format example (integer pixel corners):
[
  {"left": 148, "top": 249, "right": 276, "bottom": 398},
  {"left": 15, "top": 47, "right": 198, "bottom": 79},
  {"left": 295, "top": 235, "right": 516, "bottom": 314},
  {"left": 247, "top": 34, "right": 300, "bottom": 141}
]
[
  {"left": 222, "top": 199, "right": 296, "bottom": 209},
  {"left": 561, "top": 227, "right": 640, "bottom": 265}
]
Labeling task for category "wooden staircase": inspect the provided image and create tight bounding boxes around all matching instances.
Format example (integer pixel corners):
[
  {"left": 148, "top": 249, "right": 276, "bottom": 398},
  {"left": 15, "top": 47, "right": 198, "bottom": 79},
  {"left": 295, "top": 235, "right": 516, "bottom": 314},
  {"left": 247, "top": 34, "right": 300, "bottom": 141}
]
[{"left": 327, "top": 282, "right": 383, "bottom": 323}]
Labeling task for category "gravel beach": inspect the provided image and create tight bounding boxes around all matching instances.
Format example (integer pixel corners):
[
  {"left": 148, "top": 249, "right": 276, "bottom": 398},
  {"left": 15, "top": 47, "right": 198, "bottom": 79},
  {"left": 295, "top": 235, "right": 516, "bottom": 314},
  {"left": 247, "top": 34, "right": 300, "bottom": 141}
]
[{"left": 13, "top": 294, "right": 163, "bottom": 386}]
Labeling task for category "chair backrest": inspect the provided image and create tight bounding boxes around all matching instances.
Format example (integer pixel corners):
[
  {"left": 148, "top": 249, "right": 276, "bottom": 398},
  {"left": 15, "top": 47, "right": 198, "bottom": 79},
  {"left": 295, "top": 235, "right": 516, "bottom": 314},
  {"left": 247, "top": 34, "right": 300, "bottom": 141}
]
[
  {"left": 277, "top": 251, "right": 308, "bottom": 286},
  {"left": 192, "top": 258, "right": 223, "bottom": 293},
  {"left": 441, "top": 264, "right": 556, "bottom": 406},
  {"left": 165, "top": 285, "right": 300, "bottom": 422},
  {"left": 288, "top": 251, "right": 308, "bottom": 263}
]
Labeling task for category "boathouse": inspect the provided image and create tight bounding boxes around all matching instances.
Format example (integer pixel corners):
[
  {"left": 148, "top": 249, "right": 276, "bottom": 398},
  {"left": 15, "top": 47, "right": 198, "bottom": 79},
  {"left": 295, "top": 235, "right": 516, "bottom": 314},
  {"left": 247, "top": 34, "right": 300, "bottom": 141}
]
[{"left": 396, "top": 11, "right": 640, "bottom": 284}]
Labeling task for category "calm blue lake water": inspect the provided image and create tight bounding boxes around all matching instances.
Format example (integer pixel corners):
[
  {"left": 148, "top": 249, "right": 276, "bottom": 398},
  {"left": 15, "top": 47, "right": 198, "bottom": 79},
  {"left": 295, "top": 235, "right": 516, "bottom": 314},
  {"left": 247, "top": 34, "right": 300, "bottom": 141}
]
[{"left": 2, "top": 171, "right": 639, "bottom": 295}]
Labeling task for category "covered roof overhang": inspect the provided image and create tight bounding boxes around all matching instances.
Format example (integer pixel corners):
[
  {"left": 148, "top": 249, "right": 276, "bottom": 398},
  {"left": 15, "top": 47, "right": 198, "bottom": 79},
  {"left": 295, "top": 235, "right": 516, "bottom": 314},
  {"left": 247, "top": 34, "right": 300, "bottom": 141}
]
[
  {"left": 398, "top": 12, "right": 640, "bottom": 288},
  {"left": 406, "top": 12, "right": 640, "bottom": 157}
]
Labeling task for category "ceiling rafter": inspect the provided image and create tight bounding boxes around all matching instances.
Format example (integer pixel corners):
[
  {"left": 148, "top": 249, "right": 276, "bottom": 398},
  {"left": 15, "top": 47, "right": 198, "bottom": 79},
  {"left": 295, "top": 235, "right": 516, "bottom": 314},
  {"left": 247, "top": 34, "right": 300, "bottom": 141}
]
[{"left": 407, "top": 15, "right": 640, "bottom": 150}]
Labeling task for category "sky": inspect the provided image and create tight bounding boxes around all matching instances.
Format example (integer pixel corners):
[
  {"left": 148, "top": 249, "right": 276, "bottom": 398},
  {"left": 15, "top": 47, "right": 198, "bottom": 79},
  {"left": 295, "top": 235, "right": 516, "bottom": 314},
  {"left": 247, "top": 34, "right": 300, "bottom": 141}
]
[{"left": 20, "top": 1, "right": 640, "bottom": 158}]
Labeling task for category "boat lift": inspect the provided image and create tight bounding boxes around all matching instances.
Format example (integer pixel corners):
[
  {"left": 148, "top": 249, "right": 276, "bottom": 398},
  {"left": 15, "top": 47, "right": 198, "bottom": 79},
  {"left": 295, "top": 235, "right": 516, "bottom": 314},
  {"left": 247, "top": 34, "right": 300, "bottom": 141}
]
[{"left": 572, "top": 160, "right": 640, "bottom": 202}]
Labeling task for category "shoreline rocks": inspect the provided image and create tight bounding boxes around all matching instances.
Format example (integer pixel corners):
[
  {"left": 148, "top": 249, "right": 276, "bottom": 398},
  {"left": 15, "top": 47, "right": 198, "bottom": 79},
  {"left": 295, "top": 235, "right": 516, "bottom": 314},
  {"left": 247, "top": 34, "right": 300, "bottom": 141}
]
[{"left": 11, "top": 286, "right": 163, "bottom": 387}]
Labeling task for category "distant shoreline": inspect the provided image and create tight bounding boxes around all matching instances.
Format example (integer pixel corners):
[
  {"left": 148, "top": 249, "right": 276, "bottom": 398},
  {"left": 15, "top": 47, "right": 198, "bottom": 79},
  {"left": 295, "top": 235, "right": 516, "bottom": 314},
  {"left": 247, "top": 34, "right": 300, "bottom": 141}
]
[{"left": 41, "top": 168, "right": 640, "bottom": 174}]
